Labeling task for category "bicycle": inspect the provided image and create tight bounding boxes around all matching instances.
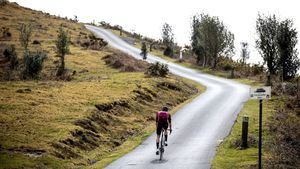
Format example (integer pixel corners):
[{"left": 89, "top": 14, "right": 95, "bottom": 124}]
[{"left": 158, "top": 128, "right": 170, "bottom": 160}]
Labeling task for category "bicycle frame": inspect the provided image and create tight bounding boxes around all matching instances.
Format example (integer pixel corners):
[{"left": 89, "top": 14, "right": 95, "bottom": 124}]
[{"left": 159, "top": 129, "right": 165, "bottom": 160}]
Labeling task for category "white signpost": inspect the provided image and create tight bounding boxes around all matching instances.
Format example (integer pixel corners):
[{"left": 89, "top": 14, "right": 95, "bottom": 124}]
[
  {"left": 249, "top": 86, "right": 271, "bottom": 169},
  {"left": 250, "top": 86, "right": 271, "bottom": 100},
  {"left": 179, "top": 49, "right": 183, "bottom": 60}
]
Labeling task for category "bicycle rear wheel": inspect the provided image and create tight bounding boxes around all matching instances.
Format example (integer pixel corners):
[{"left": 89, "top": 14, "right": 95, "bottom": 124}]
[{"left": 159, "top": 130, "right": 164, "bottom": 160}]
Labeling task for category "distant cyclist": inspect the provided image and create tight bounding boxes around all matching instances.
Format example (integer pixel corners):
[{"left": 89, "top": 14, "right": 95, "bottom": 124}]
[{"left": 156, "top": 106, "right": 172, "bottom": 155}]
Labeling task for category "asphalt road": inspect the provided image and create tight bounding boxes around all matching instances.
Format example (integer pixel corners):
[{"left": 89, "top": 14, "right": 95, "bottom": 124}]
[{"left": 86, "top": 25, "right": 250, "bottom": 169}]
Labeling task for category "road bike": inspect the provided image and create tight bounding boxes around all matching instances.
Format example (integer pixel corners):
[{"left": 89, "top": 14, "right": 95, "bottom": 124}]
[{"left": 158, "top": 128, "right": 170, "bottom": 160}]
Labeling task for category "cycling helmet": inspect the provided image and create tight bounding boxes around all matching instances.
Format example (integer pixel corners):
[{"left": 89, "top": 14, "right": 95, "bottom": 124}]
[{"left": 162, "top": 106, "right": 169, "bottom": 112}]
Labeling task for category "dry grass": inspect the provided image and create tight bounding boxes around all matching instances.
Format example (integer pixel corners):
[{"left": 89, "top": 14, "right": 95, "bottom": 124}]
[
  {"left": 0, "top": 2, "right": 203, "bottom": 168},
  {"left": 102, "top": 49, "right": 148, "bottom": 72}
]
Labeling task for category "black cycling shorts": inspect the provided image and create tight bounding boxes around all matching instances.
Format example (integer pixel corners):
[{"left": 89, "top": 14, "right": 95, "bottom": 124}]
[{"left": 156, "top": 122, "right": 168, "bottom": 135}]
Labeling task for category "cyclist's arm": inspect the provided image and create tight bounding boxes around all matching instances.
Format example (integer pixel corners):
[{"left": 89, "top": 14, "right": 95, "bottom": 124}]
[
  {"left": 156, "top": 112, "right": 158, "bottom": 127},
  {"left": 168, "top": 114, "right": 172, "bottom": 129}
]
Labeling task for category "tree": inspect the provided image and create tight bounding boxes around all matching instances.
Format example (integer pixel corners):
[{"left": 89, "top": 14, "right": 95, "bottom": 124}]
[
  {"left": 256, "top": 14, "right": 279, "bottom": 85},
  {"left": 240, "top": 42, "right": 250, "bottom": 65},
  {"left": 113, "top": 25, "right": 123, "bottom": 36},
  {"left": 19, "top": 23, "right": 32, "bottom": 52},
  {"left": 191, "top": 14, "right": 234, "bottom": 68},
  {"left": 149, "top": 41, "right": 156, "bottom": 52},
  {"left": 276, "top": 19, "right": 300, "bottom": 81},
  {"left": 191, "top": 15, "right": 206, "bottom": 66},
  {"left": 74, "top": 15, "right": 78, "bottom": 22},
  {"left": 140, "top": 42, "right": 147, "bottom": 60},
  {"left": 162, "top": 23, "right": 174, "bottom": 57},
  {"left": 56, "top": 26, "right": 70, "bottom": 76}
]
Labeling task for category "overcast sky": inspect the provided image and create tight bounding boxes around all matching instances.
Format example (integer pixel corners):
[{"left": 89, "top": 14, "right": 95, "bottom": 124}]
[{"left": 11, "top": 0, "right": 300, "bottom": 64}]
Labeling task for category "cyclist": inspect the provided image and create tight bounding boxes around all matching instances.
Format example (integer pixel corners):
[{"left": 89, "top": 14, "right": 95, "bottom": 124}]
[{"left": 156, "top": 106, "right": 172, "bottom": 155}]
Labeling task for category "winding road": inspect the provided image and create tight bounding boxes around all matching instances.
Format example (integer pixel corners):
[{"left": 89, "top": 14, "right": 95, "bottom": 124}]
[{"left": 86, "top": 25, "right": 250, "bottom": 169}]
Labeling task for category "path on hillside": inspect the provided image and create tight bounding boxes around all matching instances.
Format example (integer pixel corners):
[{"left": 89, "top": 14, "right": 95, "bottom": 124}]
[{"left": 86, "top": 25, "right": 249, "bottom": 169}]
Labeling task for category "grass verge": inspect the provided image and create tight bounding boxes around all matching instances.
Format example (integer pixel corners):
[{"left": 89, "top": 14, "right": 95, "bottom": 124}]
[{"left": 212, "top": 96, "right": 282, "bottom": 169}]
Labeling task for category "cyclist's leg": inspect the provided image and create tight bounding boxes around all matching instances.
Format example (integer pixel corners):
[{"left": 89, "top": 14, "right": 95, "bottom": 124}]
[
  {"left": 156, "top": 135, "right": 160, "bottom": 149},
  {"left": 156, "top": 124, "right": 162, "bottom": 154},
  {"left": 156, "top": 124, "right": 163, "bottom": 148},
  {"left": 163, "top": 123, "right": 168, "bottom": 146}
]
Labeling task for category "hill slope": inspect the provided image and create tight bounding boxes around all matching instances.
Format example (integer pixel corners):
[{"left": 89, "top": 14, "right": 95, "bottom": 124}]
[{"left": 0, "top": 1, "right": 202, "bottom": 168}]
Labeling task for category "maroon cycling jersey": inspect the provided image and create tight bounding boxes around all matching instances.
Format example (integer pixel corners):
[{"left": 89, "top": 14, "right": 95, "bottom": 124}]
[{"left": 156, "top": 111, "right": 171, "bottom": 124}]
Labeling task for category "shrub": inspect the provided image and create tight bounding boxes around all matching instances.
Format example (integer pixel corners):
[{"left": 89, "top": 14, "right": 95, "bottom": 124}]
[
  {"left": 251, "top": 63, "right": 264, "bottom": 75},
  {"left": 223, "top": 62, "right": 233, "bottom": 71},
  {"left": 32, "top": 40, "right": 41, "bottom": 45},
  {"left": 19, "top": 23, "right": 32, "bottom": 52},
  {"left": 23, "top": 52, "right": 46, "bottom": 79},
  {"left": 1, "top": 27, "right": 11, "bottom": 39},
  {"left": 102, "top": 50, "right": 147, "bottom": 72},
  {"left": 0, "top": 0, "right": 9, "bottom": 7},
  {"left": 80, "top": 34, "right": 107, "bottom": 50},
  {"left": 3, "top": 45, "right": 18, "bottom": 69},
  {"left": 271, "top": 81, "right": 299, "bottom": 96},
  {"left": 266, "top": 100, "right": 300, "bottom": 168},
  {"left": 217, "top": 57, "right": 235, "bottom": 71},
  {"left": 89, "top": 38, "right": 107, "bottom": 50},
  {"left": 146, "top": 62, "right": 169, "bottom": 77},
  {"left": 163, "top": 46, "right": 173, "bottom": 57}
]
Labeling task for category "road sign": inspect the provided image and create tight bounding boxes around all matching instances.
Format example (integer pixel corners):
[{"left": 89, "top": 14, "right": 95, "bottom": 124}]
[
  {"left": 249, "top": 86, "right": 271, "bottom": 169},
  {"left": 250, "top": 86, "right": 271, "bottom": 100}
]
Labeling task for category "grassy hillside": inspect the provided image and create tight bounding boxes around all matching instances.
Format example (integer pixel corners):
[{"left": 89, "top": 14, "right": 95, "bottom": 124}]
[{"left": 0, "top": 1, "right": 203, "bottom": 168}]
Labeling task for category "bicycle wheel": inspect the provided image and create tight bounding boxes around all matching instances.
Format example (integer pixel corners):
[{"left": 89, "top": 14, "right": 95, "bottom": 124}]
[{"left": 159, "top": 130, "right": 164, "bottom": 160}]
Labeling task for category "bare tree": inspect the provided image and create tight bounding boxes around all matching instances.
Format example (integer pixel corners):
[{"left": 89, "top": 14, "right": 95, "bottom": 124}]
[
  {"left": 240, "top": 42, "right": 250, "bottom": 65},
  {"left": 19, "top": 23, "right": 32, "bottom": 52},
  {"left": 162, "top": 23, "right": 174, "bottom": 57}
]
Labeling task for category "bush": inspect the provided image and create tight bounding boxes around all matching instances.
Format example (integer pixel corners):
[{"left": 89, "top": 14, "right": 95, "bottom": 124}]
[
  {"left": 0, "top": 0, "right": 9, "bottom": 7},
  {"left": 102, "top": 50, "right": 147, "bottom": 72},
  {"left": 23, "top": 52, "right": 46, "bottom": 79},
  {"left": 1, "top": 27, "right": 11, "bottom": 39},
  {"left": 223, "top": 62, "right": 233, "bottom": 71},
  {"left": 217, "top": 57, "right": 236, "bottom": 71},
  {"left": 32, "top": 40, "right": 41, "bottom": 45},
  {"left": 80, "top": 34, "right": 107, "bottom": 50},
  {"left": 146, "top": 62, "right": 169, "bottom": 77},
  {"left": 163, "top": 46, "right": 173, "bottom": 57},
  {"left": 3, "top": 45, "right": 18, "bottom": 69},
  {"left": 266, "top": 100, "right": 300, "bottom": 168},
  {"left": 251, "top": 63, "right": 264, "bottom": 75}
]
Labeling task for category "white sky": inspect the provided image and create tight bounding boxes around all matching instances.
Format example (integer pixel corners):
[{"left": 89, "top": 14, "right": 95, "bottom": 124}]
[{"left": 10, "top": 0, "right": 300, "bottom": 64}]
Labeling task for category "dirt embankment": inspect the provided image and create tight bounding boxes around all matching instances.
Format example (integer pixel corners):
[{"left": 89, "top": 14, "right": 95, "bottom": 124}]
[{"left": 52, "top": 78, "right": 198, "bottom": 166}]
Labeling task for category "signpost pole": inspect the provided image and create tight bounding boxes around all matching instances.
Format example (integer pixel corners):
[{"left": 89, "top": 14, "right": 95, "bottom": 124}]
[
  {"left": 258, "top": 99, "right": 263, "bottom": 169},
  {"left": 250, "top": 86, "right": 270, "bottom": 169}
]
